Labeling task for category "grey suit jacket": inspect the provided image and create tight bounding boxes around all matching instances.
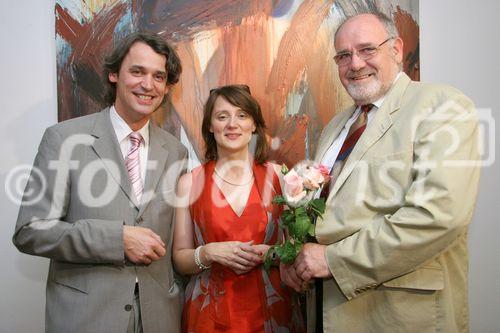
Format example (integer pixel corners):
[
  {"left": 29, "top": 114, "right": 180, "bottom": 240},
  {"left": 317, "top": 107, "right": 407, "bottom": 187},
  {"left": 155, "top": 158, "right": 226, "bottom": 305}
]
[
  {"left": 13, "top": 108, "right": 187, "bottom": 333},
  {"left": 311, "top": 74, "right": 480, "bottom": 332}
]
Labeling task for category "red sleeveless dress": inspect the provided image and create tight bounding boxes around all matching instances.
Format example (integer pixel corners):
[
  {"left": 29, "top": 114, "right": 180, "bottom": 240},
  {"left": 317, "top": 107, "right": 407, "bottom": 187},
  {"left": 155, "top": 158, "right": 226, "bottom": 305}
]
[{"left": 182, "top": 161, "right": 304, "bottom": 333}]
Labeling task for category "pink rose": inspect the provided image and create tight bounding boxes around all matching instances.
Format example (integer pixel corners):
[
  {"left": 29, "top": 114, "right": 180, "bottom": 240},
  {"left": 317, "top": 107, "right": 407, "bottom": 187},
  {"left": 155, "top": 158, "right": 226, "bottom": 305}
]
[
  {"left": 302, "top": 166, "right": 325, "bottom": 190},
  {"left": 317, "top": 164, "right": 330, "bottom": 180},
  {"left": 283, "top": 169, "right": 307, "bottom": 206}
]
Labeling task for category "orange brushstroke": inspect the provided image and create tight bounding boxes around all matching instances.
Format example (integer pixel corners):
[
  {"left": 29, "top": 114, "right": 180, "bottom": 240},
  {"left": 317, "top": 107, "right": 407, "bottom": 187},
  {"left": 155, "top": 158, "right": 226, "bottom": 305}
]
[
  {"left": 265, "top": 0, "right": 335, "bottom": 164},
  {"left": 394, "top": 6, "right": 420, "bottom": 81},
  {"left": 56, "top": 0, "right": 419, "bottom": 168},
  {"left": 271, "top": 115, "right": 309, "bottom": 164},
  {"left": 267, "top": 0, "right": 335, "bottom": 115},
  {"left": 170, "top": 41, "right": 210, "bottom": 159}
]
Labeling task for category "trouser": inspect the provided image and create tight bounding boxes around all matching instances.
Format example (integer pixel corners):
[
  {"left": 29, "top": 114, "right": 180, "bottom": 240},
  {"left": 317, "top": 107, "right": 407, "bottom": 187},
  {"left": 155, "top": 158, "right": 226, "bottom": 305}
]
[
  {"left": 315, "top": 279, "right": 323, "bottom": 333},
  {"left": 127, "top": 284, "right": 143, "bottom": 333}
]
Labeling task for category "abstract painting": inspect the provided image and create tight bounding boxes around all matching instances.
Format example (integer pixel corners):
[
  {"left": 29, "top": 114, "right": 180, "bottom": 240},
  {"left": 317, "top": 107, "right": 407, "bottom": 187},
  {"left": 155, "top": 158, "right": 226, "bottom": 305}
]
[{"left": 56, "top": 0, "right": 419, "bottom": 166}]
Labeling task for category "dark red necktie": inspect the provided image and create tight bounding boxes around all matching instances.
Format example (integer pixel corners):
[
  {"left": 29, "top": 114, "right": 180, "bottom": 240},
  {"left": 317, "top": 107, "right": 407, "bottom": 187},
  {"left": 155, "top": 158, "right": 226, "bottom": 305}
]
[{"left": 320, "top": 104, "right": 374, "bottom": 199}]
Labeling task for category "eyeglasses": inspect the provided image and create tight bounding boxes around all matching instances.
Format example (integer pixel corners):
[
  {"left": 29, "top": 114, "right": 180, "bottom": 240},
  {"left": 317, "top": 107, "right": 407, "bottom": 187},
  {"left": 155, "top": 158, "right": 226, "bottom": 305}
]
[
  {"left": 209, "top": 84, "right": 251, "bottom": 95},
  {"left": 333, "top": 37, "right": 394, "bottom": 66}
]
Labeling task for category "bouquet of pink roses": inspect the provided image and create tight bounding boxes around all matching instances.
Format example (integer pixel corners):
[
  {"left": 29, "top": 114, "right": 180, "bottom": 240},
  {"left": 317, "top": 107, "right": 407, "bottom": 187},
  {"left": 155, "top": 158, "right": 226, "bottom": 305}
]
[{"left": 265, "top": 162, "right": 330, "bottom": 269}]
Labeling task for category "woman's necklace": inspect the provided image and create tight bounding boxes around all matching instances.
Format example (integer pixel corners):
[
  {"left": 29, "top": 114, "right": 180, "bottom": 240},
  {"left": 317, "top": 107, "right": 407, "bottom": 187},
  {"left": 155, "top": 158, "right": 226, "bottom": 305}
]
[{"left": 214, "top": 167, "right": 254, "bottom": 186}]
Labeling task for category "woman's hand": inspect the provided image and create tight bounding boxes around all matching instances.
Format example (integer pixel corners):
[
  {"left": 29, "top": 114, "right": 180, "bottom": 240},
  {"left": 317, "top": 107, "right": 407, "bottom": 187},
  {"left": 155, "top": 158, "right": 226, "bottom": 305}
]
[
  {"left": 202, "top": 241, "right": 263, "bottom": 275},
  {"left": 251, "top": 244, "right": 271, "bottom": 257}
]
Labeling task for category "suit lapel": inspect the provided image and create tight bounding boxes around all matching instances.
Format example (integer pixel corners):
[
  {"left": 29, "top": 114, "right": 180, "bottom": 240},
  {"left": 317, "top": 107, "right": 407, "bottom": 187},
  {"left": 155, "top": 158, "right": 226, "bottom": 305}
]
[
  {"left": 90, "top": 108, "right": 136, "bottom": 206},
  {"left": 328, "top": 73, "right": 411, "bottom": 198},
  {"left": 315, "top": 106, "right": 356, "bottom": 163},
  {"left": 137, "top": 123, "right": 169, "bottom": 218}
]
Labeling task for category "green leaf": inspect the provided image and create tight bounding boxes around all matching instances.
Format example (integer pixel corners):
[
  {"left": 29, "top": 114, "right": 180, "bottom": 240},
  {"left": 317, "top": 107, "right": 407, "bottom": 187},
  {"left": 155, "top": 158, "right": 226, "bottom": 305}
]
[
  {"left": 294, "top": 206, "right": 307, "bottom": 217},
  {"left": 281, "top": 210, "right": 295, "bottom": 227},
  {"left": 276, "top": 240, "right": 300, "bottom": 264},
  {"left": 263, "top": 246, "right": 277, "bottom": 271},
  {"left": 309, "top": 198, "right": 326, "bottom": 216},
  {"left": 307, "top": 222, "right": 315, "bottom": 237},
  {"left": 273, "top": 195, "right": 287, "bottom": 205},
  {"left": 290, "top": 210, "right": 312, "bottom": 241},
  {"left": 281, "top": 164, "right": 289, "bottom": 175}
]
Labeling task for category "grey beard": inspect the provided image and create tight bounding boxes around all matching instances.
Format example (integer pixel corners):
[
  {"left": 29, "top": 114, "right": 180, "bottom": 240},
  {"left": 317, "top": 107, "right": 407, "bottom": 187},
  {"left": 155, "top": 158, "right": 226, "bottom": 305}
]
[{"left": 346, "top": 79, "right": 384, "bottom": 105}]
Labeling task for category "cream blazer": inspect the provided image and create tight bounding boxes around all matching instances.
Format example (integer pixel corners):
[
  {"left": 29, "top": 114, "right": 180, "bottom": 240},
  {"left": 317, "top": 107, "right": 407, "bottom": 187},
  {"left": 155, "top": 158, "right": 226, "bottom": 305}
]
[{"left": 311, "top": 74, "right": 480, "bottom": 333}]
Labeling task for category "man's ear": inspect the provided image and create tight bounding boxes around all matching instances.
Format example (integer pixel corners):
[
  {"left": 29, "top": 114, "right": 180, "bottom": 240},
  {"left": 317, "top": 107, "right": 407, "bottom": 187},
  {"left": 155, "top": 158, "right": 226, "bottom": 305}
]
[
  {"left": 108, "top": 72, "right": 118, "bottom": 83},
  {"left": 392, "top": 37, "right": 404, "bottom": 63}
]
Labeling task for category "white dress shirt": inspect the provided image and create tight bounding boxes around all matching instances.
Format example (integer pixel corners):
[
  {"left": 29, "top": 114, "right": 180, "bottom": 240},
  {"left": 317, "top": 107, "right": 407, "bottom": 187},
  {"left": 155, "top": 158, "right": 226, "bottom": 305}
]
[{"left": 109, "top": 105, "right": 149, "bottom": 185}]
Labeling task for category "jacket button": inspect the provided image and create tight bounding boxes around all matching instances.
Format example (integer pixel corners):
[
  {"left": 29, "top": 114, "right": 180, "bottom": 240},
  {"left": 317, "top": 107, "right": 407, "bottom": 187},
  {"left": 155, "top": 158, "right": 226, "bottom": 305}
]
[
  {"left": 136, "top": 217, "right": 143, "bottom": 224},
  {"left": 124, "top": 304, "right": 132, "bottom": 311}
]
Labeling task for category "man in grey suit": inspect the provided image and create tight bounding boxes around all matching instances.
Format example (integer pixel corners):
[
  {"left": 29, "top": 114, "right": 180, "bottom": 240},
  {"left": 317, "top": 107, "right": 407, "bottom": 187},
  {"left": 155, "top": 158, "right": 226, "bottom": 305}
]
[
  {"left": 13, "top": 32, "right": 187, "bottom": 333},
  {"left": 281, "top": 12, "right": 481, "bottom": 332}
]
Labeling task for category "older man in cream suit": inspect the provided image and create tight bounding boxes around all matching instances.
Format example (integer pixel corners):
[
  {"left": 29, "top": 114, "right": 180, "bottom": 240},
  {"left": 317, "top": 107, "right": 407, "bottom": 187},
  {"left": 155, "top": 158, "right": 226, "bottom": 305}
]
[
  {"left": 13, "top": 32, "right": 187, "bottom": 333},
  {"left": 281, "top": 12, "right": 481, "bottom": 333}
]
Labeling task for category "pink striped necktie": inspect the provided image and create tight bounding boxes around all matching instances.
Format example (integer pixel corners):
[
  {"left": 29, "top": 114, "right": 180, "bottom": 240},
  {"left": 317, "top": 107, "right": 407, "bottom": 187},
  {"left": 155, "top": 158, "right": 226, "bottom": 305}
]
[{"left": 126, "top": 132, "right": 143, "bottom": 204}]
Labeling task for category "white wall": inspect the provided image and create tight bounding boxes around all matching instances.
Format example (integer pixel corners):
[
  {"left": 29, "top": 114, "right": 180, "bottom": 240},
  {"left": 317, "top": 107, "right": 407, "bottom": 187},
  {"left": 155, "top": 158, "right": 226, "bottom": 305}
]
[
  {"left": 420, "top": 0, "right": 500, "bottom": 331},
  {"left": 0, "top": 0, "right": 55, "bottom": 332},
  {"left": 0, "top": 0, "right": 498, "bottom": 331}
]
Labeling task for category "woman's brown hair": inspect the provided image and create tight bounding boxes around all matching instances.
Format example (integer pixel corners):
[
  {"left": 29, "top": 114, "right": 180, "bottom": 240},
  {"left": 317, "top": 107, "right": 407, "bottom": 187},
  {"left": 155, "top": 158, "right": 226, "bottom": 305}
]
[{"left": 202, "top": 85, "right": 269, "bottom": 164}]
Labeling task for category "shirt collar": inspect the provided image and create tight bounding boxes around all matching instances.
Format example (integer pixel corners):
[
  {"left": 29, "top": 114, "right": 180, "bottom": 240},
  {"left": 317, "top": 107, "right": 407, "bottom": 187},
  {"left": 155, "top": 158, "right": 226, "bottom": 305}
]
[{"left": 109, "top": 105, "right": 150, "bottom": 145}]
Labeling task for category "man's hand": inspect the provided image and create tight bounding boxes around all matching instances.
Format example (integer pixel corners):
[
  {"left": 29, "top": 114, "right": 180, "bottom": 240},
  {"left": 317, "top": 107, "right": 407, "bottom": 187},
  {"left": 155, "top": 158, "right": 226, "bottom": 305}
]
[
  {"left": 293, "top": 243, "right": 332, "bottom": 282},
  {"left": 280, "top": 262, "right": 303, "bottom": 292},
  {"left": 123, "top": 226, "right": 166, "bottom": 265}
]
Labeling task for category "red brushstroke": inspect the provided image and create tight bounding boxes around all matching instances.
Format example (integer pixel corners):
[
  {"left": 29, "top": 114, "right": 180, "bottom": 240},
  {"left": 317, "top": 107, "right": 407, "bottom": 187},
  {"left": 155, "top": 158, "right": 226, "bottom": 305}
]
[
  {"left": 394, "top": 6, "right": 420, "bottom": 81},
  {"left": 56, "top": 1, "right": 419, "bottom": 167},
  {"left": 56, "top": 2, "right": 128, "bottom": 120}
]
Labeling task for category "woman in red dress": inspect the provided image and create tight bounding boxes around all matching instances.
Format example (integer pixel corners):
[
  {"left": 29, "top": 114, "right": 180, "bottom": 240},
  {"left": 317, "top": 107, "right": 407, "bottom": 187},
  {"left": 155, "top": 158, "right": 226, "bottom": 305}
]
[{"left": 173, "top": 85, "right": 303, "bottom": 332}]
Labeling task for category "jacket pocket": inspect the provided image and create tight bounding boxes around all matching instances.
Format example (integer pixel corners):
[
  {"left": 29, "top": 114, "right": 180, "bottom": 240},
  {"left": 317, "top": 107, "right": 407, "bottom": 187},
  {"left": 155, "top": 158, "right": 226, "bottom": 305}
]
[
  {"left": 51, "top": 262, "right": 89, "bottom": 294},
  {"left": 382, "top": 261, "right": 444, "bottom": 291}
]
